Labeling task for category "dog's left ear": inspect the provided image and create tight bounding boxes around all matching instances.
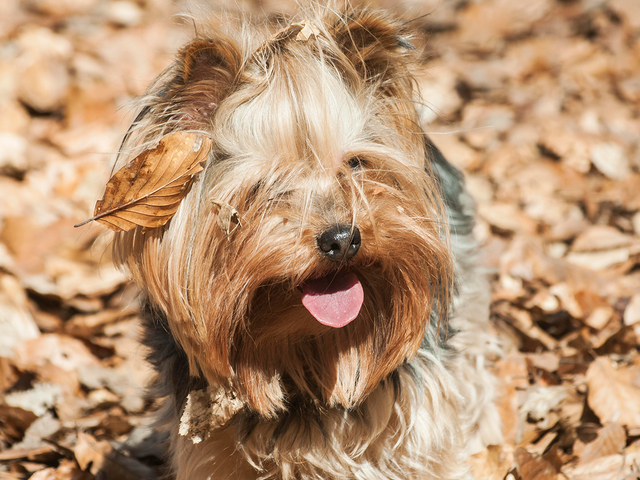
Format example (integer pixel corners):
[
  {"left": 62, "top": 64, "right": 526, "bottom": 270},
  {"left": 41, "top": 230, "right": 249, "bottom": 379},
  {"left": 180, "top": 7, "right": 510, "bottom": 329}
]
[{"left": 330, "top": 9, "right": 413, "bottom": 91}]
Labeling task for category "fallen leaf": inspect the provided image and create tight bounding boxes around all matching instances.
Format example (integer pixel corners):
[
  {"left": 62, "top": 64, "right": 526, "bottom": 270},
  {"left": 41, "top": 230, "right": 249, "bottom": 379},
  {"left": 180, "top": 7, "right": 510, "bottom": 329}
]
[
  {"left": 520, "top": 386, "right": 566, "bottom": 432},
  {"left": 609, "top": 0, "right": 640, "bottom": 29},
  {"left": 78, "top": 132, "right": 211, "bottom": 231},
  {"left": 586, "top": 357, "right": 640, "bottom": 428},
  {"left": 493, "top": 302, "right": 557, "bottom": 350},
  {"left": 65, "top": 307, "right": 137, "bottom": 338},
  {"left": 570, "top": 226, "right": 638, "bottom": 253},
  {"left": 590, "top": 142, "right": 631, "bottom": 181},
  {"left": 77, "top": 364, "right": 145, "bottom": 413},
  {"left": 578, "top": 423, "right": 626, "bottom": 466},
  {"left": 4, "top": 383, "right": 63, "bottom": 417},
  {"left": 514, "top": 447, "right": 558, "bottom": 480},
  {"left": 529, "top": 431, "right": 558, "bottom": 457},
  {"left": 479, "top": 202, "right": 536, "bottom": 233},
  {"left": 3, "top": 412, "right": 62, "bottom": 462},
  {"left": 429, "top": 133, "right": 481, "bottom": 171},
  {"left": 585, "top": 306, "right": 614, "bottom": 330},
  {"left": 527, "top": 352, "right": 559, "bottom": 373},
  {"left": 564, "top": 452, "right": 640, "bottom": 480},
  {"left": 469, "top": 444, "right": 514, "bottom": 480},
  {"left": 29, "top": 460, "right": 93, "bottom": 480},
  {"left": 0, "top": 406, "right": 37, "bottom": 444},
  {"left": 86, "top": 388, "right": 120, "bottom": 409},
  {"left": 74, "top": 432, "right": 154, "bottom": 480},
  {"left": 0, "top": 443, "right": 57, "bottom": 462},
  {"left": 416, "top": 65, "right": 463, "bottom": 124},
  {"left": 624, "top": 294, "right": 640, "bottom": 326},
  {"left": 566, "top": 248, "right": 631, "bottom": 271},
  {"left": 13, "top": 334, "right": 101, "bottom": 373}
]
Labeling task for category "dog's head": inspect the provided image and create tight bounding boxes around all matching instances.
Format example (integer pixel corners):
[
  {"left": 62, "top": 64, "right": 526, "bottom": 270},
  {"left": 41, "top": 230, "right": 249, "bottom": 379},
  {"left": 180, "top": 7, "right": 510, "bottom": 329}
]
[{"left": 113, "top": 7, "right": 454, "bottom": 418}]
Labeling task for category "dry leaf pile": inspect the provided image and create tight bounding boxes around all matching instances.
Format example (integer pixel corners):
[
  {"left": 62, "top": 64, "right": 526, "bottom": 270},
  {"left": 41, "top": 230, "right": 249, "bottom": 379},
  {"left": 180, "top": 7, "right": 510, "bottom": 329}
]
[{"left": 0, "top": 0, "right": 639, "bottom": 479}]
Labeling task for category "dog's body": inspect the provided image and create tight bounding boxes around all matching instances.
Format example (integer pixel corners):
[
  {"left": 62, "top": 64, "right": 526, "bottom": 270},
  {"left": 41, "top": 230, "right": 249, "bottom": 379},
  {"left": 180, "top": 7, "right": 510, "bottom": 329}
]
[{"left": 106, "top": 5, "right": 502, "bottom": 479}]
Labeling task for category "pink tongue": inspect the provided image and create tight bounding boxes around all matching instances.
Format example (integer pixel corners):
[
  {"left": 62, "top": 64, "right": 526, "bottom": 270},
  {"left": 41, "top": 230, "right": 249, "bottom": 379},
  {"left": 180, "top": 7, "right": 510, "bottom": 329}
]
[{"left": 301, "top": 272, "right": 364, "bottom": 328}]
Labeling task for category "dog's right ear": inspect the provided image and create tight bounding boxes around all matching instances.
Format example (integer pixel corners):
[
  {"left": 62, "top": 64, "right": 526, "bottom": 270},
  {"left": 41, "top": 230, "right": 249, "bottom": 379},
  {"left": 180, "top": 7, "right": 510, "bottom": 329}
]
[
  {"left": 137, "top": 37, "right": 242, "bottom": 132},
  {"left": 97, "top": 38, "right": 242, "bottom": 231},
  {"left": 170, "top": 38, "right": 242, "bottom": 126}
]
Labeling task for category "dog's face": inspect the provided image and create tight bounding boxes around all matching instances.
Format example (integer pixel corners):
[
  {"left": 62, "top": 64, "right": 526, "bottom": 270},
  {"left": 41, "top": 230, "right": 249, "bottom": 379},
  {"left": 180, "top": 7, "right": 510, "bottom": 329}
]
[{"left": 114, "top": 9, "right": 453, "bottom": 417}]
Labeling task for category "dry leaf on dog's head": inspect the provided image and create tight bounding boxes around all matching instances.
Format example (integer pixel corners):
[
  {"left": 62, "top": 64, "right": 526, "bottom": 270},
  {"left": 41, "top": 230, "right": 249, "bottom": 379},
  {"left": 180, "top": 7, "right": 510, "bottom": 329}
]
[
  {"left": 296, "top": 20, "right": 321, "bottom": 41},
  {"left": 211, "top": 200, "right": 242, "bottom": 236},
  {"left": 76, "top": 132, "right": 212, "bottom": 232}
]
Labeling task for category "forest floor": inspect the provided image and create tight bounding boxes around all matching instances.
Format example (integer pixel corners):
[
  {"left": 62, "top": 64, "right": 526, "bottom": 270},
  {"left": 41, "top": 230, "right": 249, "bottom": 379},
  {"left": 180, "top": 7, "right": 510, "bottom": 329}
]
[{"left": 0, "top": 0, "right": 640, "bottom": 479}]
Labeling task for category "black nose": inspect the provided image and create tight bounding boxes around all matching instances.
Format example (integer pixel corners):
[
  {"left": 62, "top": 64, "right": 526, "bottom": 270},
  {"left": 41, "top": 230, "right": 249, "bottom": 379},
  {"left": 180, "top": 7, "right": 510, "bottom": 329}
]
[{"left": 317, "top": 225, "right": 361, "bottom": 262}]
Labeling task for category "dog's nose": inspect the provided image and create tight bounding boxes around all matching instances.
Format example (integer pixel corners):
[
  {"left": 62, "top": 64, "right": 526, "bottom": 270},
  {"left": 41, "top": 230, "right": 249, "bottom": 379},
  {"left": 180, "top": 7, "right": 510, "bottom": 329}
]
[{"left": 317, "top": 225, "right": 361, "bottom": 262}]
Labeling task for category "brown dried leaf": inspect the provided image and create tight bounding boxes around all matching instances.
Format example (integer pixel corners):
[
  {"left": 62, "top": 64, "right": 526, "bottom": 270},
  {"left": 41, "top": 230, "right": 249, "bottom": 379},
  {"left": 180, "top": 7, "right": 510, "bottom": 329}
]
[
  {"left": 0, "top": 444, "right": 57, "bottom": 461},
  {"left": 74, "top": 432, "right": 154, "bottom": 480},
  {"left": 0, "top": 406, "right": 37, "bottom": 444},
  {"left": 211, "top": 200, "right": 242, "bottom": 236},
  {"left": 29, "top": 460, "right": 93, "bottom": 480},
  {"left": 587, "top": 357, "right": 640, "bottom": 428},
  {"left": 624, "top": 293, "right": 640, "bottom": 326},
  {"left": 469, "top": 444, "right": 514, "bottom": 480},
  {"left": 570, "top": 226, "right": 637, "bottom": 253},
  {"left": 79, "top": 132, "right": 211, "bottom": 232},
  {"left": 493, "top": 302, "right": 557, "bottom": 350},
  {"left": 520, "top": 386, "right": 566, "bottom": 435},
  {"left": 13, "top": 334, "right": 101, "bottom": 373},
  {"left": 296, "top": 20, "right": 320, "bottom": 41},
  {"left": 578, "top": 423, "right": 626, "bottom": 466},
  {"left": 528, "top": 431, "right": 558, "bottom": 456},
  {"left": 515, "top": 447, "right": 558, "bottom": 480},
  {"left": 564, "top": 452, "right": 640, "bottom": 480}
]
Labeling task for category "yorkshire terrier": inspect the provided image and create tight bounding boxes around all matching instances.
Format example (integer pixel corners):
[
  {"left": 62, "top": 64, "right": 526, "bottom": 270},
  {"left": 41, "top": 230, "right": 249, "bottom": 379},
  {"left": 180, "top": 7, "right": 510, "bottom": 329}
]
[{"left": 97, "top": 5, "right": 502, "bottom": 479}]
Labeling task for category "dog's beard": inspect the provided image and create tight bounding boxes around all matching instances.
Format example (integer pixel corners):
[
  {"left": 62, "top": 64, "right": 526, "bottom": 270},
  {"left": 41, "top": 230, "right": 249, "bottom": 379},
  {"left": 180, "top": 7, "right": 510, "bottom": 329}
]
[
  {"left": 231, "top": 259, "right": 437, "bottom": 417},
  {"left": 116, "top": 168, "right": 451, "bottom": 418}
]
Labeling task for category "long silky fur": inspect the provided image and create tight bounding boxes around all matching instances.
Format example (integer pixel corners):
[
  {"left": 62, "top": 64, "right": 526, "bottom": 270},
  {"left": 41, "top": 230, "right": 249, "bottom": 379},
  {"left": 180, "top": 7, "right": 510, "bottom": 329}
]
[{"left": 114, "top": 4, "right": 502, "bottom": 479}]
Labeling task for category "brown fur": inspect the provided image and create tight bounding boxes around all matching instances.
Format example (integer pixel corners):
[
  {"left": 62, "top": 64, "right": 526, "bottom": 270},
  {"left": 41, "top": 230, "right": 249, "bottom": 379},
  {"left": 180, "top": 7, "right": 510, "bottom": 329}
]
[{"left": 109, "top": 4, "right": 502, "bottom": 479}]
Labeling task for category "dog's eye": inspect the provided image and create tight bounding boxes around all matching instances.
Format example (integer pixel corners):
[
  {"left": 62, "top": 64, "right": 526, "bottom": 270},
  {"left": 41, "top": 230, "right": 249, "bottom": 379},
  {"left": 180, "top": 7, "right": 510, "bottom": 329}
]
[{"left": 347, "top": 157, "right": 367, "bottom": 170}]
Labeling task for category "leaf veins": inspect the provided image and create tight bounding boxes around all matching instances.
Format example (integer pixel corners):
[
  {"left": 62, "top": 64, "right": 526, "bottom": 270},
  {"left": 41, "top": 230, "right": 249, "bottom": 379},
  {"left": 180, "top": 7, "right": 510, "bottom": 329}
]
[{"left": 76, "top": 132, "right": 212, "bottom": 232}]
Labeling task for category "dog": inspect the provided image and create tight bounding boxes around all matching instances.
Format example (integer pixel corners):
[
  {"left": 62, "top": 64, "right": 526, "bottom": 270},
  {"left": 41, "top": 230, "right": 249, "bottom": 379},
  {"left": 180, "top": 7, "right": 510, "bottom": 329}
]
[{"left": 95, "top": 4, "right": 503, "bottom": 479}]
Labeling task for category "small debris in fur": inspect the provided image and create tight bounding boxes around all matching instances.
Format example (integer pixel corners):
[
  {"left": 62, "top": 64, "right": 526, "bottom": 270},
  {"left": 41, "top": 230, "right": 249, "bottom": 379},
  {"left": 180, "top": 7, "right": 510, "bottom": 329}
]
[
  {"left": 179, "top": 388, "right": 243, "bottom": 444},
  {"left": 296, "top": 21, "right": 321, "bottom": 41},
  {"left": 211, "top": 200, "right": 242, "bottom": 236}
]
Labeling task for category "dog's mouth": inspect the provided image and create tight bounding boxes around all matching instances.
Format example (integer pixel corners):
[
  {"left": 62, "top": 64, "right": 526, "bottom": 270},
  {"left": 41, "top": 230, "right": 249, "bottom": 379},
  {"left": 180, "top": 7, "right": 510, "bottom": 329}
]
[{"left": 300, "top": 271, "right": 364, "bottom": 328}]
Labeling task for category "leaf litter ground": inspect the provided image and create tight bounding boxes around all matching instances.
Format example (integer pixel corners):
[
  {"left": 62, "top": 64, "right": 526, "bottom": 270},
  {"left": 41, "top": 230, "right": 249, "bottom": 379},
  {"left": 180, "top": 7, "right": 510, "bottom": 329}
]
[{"left": 1, "top": 1, "right": 640, "bottom": 479}]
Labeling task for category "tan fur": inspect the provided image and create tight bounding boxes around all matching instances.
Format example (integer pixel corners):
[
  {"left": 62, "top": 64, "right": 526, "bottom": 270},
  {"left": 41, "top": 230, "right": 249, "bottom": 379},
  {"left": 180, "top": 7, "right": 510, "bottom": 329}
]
[{"left": 109, "top": 4, "right": 502, "bottom": 479}]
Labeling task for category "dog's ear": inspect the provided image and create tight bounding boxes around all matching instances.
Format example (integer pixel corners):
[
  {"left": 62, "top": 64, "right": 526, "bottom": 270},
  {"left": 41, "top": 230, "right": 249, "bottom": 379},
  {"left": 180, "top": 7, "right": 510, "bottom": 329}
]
[
  {"left": 94, "top": 38, "right": 242, "bottom": 232},
  {"left": 330, "top": 9, "right": 413, "bottom": 91},
  {"left": 130, "top": 37, "right": 242, "bottom": 135},
  {"left": 162, "top": 37, "right": 242, "bottom": 128}
]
